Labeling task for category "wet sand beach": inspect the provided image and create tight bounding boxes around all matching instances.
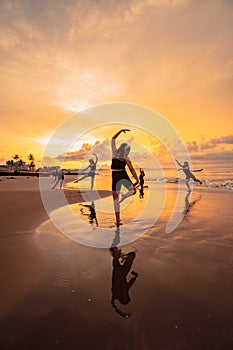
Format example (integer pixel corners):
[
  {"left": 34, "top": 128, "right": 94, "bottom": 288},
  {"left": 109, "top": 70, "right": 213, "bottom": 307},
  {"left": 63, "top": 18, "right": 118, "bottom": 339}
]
[{"left": 0, "top": 176, "right": 232, "bottom": 350}]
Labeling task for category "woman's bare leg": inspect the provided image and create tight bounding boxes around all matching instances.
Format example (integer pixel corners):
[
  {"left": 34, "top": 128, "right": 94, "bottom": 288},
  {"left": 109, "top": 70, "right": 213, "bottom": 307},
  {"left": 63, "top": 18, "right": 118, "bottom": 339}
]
[
  {"left": 74, "top": 174, "right": 89, "bottom": 183},
  {"left": 112, "top": 191, "right": 121, "bottom": 225},
  {"left": 91, "top": 176, "right": 95, "bottom": 190},
  {"left": 119, "top": 186, "right": 136, "bottom": 203},
  {"left": 186, "top": 179, "right": 191, "bottom": 192},
  {"left": 194, "top": 176, "right": 202, "bottom": 185},
  {"left": 51, "top": 180, "right": 59, "bottom": 189}
]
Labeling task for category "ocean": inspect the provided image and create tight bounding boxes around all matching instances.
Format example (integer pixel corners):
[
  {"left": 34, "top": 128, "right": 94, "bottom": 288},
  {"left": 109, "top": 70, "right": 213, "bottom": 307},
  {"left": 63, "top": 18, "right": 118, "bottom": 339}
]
[{"left": 66, "top": 165, "right": 233, "bottom": 191}]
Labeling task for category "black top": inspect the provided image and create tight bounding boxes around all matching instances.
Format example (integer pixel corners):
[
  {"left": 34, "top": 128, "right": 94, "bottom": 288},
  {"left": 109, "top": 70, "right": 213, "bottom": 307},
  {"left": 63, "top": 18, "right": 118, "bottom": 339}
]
[
  {"left": 183, "top": 168, "right": 192, "bottom": 177},
  {"left": 139, "top": 174, "right": 144, "bottom": 184},
  {"left": 90, "top": 163, "right": 96, "bottom": 172},
  {"left": 111, "top": 158, "right": 126, "bottom": 170}
]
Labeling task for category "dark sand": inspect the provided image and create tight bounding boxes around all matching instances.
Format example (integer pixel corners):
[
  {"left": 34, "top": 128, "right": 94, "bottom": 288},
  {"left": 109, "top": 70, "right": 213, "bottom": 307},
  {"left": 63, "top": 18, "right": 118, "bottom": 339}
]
[{"left": 0, "top": 176, "right": 232, "bottom": 350}]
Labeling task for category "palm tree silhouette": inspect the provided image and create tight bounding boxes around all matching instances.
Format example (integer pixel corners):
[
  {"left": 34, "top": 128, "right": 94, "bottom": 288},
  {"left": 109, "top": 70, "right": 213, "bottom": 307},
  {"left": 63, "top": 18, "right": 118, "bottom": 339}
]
[
  {"left": 18, "top": 159, "right": 25, "bottom": 169},
  {"left": 28, "top": 154, "right": 35, "bottom": 171},
  {"left": 28, "top": 154, "right": 34, "bottom": 162},
  {"left": 13, "top": 154, "right": 20, "bottom": 161},
  {"left": 13, "top": 154, "right": 20, "bottom": 171},
  {"left": 6, "top": 160, "right": 14, "bottom": 171}
]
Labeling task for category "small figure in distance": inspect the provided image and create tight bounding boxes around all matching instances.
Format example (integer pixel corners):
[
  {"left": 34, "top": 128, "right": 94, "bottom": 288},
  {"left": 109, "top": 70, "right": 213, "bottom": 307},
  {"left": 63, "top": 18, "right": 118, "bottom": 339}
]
[
  {"left": 139, "top": 168, "right": 145, "bottom": 198},
  {"left": 51, "top": 170, "right": 64, "bottom": 189},
  {"left": 111, "top": 129, "right": 139, "bottom": 226},
  {"left": 51, "top": 167, "right": 58, "bottom": 183},
  {"left": 175, "top": 159, "right": 203, "bottom": 192},
  {"left": 74, "top": 153, "right": 98, "bottom": 190}
]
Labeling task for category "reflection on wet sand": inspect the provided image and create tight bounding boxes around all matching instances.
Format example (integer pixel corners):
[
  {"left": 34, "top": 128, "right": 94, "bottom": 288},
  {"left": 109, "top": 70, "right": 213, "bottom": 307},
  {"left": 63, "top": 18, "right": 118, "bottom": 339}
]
[
  {"left": 79, "top": 201, "right": 98, "bottom": 227},
  {"left": 183, "top": 192, "right": 202, "bottom": 217},
  {"left": 109, "top": 228, "right": 138, "bottom": 318}
]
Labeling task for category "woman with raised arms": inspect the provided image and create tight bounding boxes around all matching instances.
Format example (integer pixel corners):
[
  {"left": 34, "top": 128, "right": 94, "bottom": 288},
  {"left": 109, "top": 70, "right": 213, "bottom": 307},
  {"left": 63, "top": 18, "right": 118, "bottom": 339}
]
[{"left": 111, "top": 129, "right": 139, "bottom": 226}]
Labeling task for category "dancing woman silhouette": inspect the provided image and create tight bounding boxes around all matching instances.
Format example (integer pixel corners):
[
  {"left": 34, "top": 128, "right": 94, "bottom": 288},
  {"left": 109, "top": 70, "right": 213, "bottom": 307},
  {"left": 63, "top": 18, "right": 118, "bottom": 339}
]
[
  {"left": 110, "top": 227, "right": 138, "bottom": 318},
  {"left": 175, "top": 159, "right": 202, "bottom": 192},
  {"left": 74, "top": 153, "right": 98, "bottom": 190},
  {"left": 111, "top": 129, "right": 139, "bottom": 226}
]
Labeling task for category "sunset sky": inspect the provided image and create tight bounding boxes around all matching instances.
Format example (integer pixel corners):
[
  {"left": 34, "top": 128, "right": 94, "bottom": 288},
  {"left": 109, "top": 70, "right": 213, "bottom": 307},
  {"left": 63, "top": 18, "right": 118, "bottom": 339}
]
[{"left": 0, "top": 0, "right": 232, "bottom": 168}]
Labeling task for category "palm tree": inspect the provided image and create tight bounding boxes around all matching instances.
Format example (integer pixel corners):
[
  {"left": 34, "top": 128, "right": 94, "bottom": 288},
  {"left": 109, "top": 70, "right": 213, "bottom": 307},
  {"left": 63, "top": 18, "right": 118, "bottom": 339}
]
[
  {"left": 18, "top": 159, "right": 25, "bottom": 169},
  {"left": 6, "top": 160, "right": 13, "bottom": 171},
  {"left": 28, "top": 154, "right": 35, "bottom": 171},
  {"left": 29, "top": 161, "right": 35, "bottom": 171},
  {"left": 13, "top": 154, "right": 20, "bottom": 161},
  {"left": 13, "top": 154, "right": 20, "bottom": 171},
  {"left": 28, "top": 154, "right": 34, "bottom": 162}
]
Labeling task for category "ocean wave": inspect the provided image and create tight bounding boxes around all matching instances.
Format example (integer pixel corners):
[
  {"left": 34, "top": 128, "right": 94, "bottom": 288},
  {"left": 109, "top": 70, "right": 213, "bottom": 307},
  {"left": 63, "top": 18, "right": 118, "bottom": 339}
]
[
  {"left": 202, "top": 180, "right": 233, "bottom": 190},
  {"left": 67, "top": 171, "right": 233, "bottom": 191},
  {"left": 146, "top": 177, "right": 233, "bottom": 190}
]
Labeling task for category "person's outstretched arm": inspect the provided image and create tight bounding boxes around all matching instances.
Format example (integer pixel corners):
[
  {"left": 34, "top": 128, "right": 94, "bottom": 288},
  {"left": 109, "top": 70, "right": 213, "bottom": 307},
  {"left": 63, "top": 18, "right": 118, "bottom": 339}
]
[
  {"left": 126, "top": 159, "right": 139, "bottom": 186},
  {"left": 111, "top": 129, "right": 130, "bottom": 157},
  {"left": 82, "top": 164, "right": 90, "bottom": 171},
  {"left": 192, "top": 168, "right": 203, "bottom": 172},
  {"left": 175, "top": 159, "right": 183, "bottom": 167},
  {"left": 79, "top": 204, "right": 90, "bottom": 208}
]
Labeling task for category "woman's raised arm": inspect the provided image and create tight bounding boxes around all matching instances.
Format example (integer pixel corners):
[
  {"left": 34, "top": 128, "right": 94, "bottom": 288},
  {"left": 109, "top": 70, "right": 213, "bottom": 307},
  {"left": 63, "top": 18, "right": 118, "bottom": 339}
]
[
  {"left": 111, "top": 129, "right": 130, "bottom": 156},
  {"left": 175, "top": 159, "right": 183, "bottom": 167}
]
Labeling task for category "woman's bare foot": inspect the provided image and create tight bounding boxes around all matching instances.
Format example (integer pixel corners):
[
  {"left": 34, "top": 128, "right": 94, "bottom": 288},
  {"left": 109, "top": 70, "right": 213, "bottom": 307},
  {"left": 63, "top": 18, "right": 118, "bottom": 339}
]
[{"left": 115, "top": 221, "right": 123, "bottom": 227}]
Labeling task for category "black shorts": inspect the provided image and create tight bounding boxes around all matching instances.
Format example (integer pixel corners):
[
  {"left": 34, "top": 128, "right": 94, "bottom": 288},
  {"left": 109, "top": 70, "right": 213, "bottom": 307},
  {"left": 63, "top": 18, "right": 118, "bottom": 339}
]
[
  {"left": 88, "top": 171, "right": 95, "bottom": 178},
  {"left": 112, "top": 170, "right": 133, "bottom": 192},
  {"left": 186, "top": 174, "right": 195, "bottom": 180}
]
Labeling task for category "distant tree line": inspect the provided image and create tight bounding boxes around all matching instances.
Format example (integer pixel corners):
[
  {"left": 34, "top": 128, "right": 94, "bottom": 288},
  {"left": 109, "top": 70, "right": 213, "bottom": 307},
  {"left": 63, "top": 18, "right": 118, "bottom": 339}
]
[{"left": 5, "top": 154, "right": 36, "bottom": 171}]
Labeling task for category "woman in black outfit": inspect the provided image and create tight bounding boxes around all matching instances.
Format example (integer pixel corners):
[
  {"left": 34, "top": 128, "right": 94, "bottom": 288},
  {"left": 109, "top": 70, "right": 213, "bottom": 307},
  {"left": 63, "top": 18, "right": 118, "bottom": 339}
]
[{"left": 111, "top": 129, "right": 139, "bottom": 226}]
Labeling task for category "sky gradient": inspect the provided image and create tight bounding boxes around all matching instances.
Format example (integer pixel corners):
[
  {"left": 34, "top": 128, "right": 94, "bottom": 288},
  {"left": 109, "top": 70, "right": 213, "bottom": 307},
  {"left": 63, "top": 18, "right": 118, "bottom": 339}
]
[{"left": 0, "top": 0, "right": 232, "bottom": 167}]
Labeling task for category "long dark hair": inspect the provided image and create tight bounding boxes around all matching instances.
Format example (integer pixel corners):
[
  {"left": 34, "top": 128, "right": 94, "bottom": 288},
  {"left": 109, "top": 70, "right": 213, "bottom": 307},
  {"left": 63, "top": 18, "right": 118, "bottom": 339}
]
[{"left": 116, "top": 143, "right": 130, "bottom": 158}]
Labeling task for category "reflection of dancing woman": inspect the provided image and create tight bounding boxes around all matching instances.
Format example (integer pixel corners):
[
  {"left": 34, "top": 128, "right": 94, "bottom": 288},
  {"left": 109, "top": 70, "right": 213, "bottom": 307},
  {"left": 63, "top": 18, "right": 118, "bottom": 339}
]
[
  {"left": 175, "top": 159, "right": 203, "bottom": 192},
  {"left": 111, "top": 129, "right": 139, "bottom": 226},
  {"left": 74, "top": 153, "right": 98, "bottom": 190},
  {"left": 79, "top": 201, "right": 98, "bottom": 226},
  {"left": 51, "top": 170, "right": 64, "bottom": 189},
  {"left": 110, "top": 228, "right": 138, "bottom": 318},
  {"left": 183, "top": 192, "right": 202, "bottom": 216}
]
